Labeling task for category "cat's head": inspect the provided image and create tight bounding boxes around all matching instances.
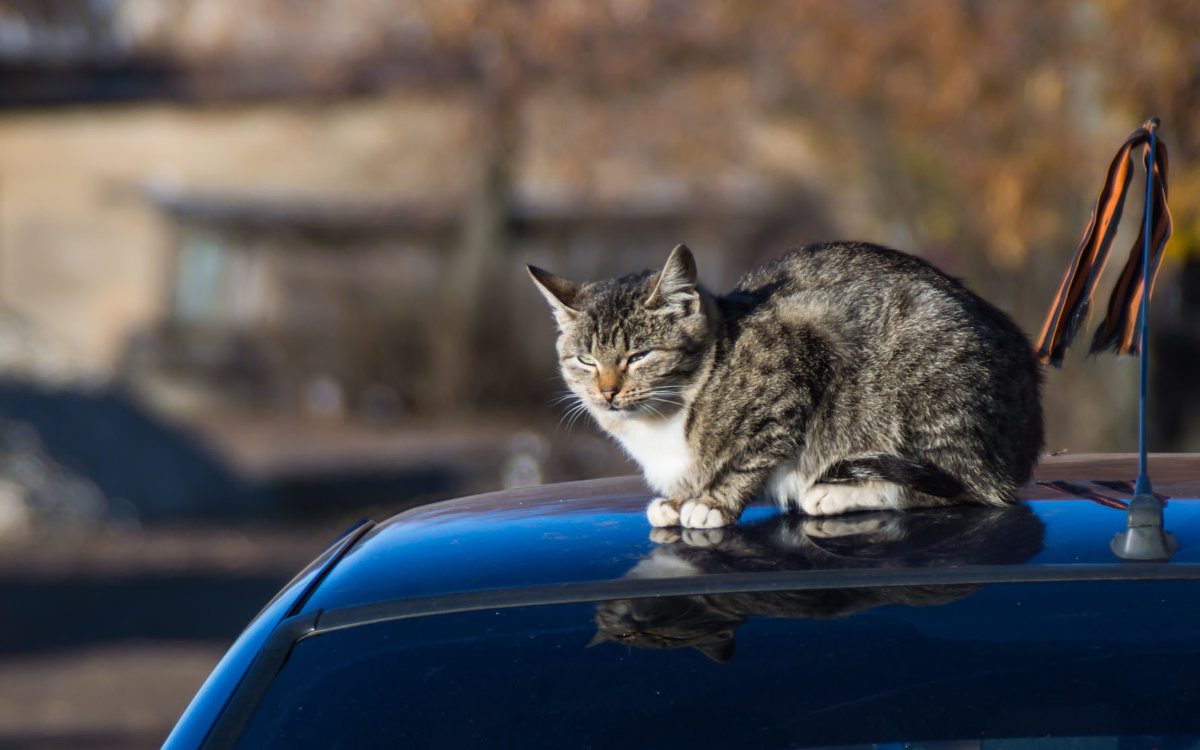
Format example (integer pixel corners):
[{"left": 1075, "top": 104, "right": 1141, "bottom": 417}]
[
  {"left": 528, "top": 244, "right": 714, "bottom": 421},
  {"left": 591, "top": 596, "right": 738, "bottom": 663}
]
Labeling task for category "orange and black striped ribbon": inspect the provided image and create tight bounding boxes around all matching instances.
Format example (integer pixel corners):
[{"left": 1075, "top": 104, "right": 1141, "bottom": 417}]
[
  {"left": 1090, "top": 131, "right": 1171, "bottom": 356},
  {"left": 1035, "top": 117, "right": 1172, "bottom": 367}
]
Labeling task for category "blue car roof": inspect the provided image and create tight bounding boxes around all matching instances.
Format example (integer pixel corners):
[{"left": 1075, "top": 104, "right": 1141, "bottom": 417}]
[{"left": 295, "top": 453, "right": 1200, "bottom": 617}]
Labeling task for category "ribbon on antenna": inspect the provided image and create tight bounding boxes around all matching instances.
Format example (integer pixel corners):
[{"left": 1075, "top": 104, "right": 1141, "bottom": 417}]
[{"left": 1035, "top": 117, "right": 1172, "bottom": 367}]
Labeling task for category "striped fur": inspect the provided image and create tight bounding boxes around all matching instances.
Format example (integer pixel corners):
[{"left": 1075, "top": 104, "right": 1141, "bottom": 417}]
[{"left": 530, "top": 242, "right": 1044, "bottom": 527}]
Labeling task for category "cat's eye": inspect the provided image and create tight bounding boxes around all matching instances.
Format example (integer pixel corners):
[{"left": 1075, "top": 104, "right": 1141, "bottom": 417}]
[
  {"left": 576, "top": 354, "right": 597, "bottom": 366},
  {"left": 626, "top": 350, "right": 651, "bottom": 364}
]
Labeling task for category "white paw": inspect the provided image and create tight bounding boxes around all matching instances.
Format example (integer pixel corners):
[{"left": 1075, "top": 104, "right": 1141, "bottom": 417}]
[
  {"left": 801, "top": 481, "right": 901, "bottom": 516},
  {"left": 647, "top": 497, "right": 680, "bottom": 527},
  {"left": 649, "top": 527, "right": 682, "bottom": 544},
  {"left": 680, "top": 528, "right": 725, "bottom": 547},
  {"left": 679, "top": 498, "right": 730, "bottom": 529},
  {"left": 803, "top": 512, "right": 902, "bottom": 538}
]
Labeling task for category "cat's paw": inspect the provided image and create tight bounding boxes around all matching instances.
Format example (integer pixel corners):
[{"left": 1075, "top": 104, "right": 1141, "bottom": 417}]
[
  {"left": 680, "top": 528, "right": 726, "bottom": 547},
  {"left": 801, "top": 481, "right": 902, "bottom": 516},
  {"left": 679, "top": 497, "right": 736, "bottom": 529},
  {"left": 803, "top": 511, "right": 903, "bottom": 539},
  {"left": 647, "top": 497, "right": 682, "bottom": 527},
  {"left": 649, "top": 527, "right": 682, "bottom": 544},
  {"left": 648, "top": 526, "right": 726, "bottom": 546}
]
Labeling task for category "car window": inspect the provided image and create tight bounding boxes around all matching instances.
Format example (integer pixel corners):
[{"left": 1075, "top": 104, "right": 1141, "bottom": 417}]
[{"left": 235, "top": 580, "right": 1200, "bottom": 749}]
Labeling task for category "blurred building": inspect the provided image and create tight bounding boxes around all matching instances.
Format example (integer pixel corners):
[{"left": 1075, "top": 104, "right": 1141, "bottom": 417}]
[
  {"left": 1, "top": 0, "right": 1198, "bottom": 453},
  {"left": 0, "top": 0, "right": 839, "bottom": 422},
  {"left": 133, "top": 184, "right": 818, "bottom": 415}
]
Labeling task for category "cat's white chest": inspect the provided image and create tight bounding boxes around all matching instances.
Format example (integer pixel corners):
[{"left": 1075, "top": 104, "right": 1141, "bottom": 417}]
[{"left": 608, "top": 410, "right": 691, "bottom": 494}]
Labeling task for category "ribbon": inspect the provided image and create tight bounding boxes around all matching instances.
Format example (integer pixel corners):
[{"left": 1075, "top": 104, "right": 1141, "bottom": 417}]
[{"left": 1036, "top": 117, "right": 1172, "bottom": 367}]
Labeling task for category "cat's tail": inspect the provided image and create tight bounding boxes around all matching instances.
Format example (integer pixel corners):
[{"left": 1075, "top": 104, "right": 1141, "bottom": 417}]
[{"left": 819, "top": 454, "right": 963, "bottom": 499}]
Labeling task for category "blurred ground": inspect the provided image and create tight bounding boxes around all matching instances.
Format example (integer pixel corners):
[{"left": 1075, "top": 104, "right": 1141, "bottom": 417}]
[
  {"left": 0, "top": 523, "right": 328, "bottom": 750},
  {"left": 0, "top": 410, "right": 631, "bottom": 750}
]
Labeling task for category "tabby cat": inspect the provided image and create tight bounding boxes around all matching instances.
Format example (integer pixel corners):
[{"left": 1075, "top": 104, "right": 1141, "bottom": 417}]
[{"left": 528, "top": 242, "right": 1043, "bottom": 528}]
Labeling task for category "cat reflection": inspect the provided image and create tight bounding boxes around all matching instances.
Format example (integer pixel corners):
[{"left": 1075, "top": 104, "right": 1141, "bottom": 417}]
[{"left": 591, "top": 505, "right": 1045, "bottom": 663}]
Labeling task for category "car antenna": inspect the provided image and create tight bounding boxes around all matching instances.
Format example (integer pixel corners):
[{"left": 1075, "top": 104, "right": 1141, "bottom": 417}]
[
  {"left": 1033, "top": 117, "right": 1176, "bottom": 560},
  {"left": 1112, "top": 118, "right": 1177, "bottom": 561}
]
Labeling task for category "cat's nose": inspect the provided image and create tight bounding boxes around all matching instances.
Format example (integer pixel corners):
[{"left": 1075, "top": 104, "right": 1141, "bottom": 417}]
[{"left": 597, "top": 372, "right": 621, "bottom": 403}]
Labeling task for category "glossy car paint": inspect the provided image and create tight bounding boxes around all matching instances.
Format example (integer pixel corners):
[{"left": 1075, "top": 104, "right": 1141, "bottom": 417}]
[
  {"left": 162, "top": 520, "right": 373, "bottom": 749},
  {"left": 297, "top": 464, "right": 1200, "bottom": 618},
  {"left": 166, "top": 454, "right": 1200, "bottom": 749}
]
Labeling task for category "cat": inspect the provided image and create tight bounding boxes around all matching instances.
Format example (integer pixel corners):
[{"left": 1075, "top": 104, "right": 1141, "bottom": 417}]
[
  {"left": 591, "top": 504, "right": 1046, "bottom": 662},
  {"left": 528, "top": 242, "right": 1043, "bottom": 528}
]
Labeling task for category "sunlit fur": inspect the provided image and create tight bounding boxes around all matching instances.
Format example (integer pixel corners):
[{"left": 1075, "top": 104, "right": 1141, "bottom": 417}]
[{"left": 529, "top": 242, "right": 1043, "bottom": 528}]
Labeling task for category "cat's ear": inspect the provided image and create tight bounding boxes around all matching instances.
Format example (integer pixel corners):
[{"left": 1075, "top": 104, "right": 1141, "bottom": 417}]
[
  {"left": 644, "top": 244, "right": 700, "bottom": 315},
  {"left": 585, "top": 630, "right": 611, "bottom": 648},
  {"left": 693, "top": 632, "right": 735, "bottom": 663},
  {"left": 527, "top": 265, "right": 580, "bottom": 327}
]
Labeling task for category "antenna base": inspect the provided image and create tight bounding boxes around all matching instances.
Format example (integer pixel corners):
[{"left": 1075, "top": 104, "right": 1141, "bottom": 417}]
[{"left": 1112, "top": 493, "right": 1178, "bottom": 562}]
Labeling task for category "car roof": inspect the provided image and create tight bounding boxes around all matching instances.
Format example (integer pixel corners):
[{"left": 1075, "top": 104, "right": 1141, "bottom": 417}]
[{"left": 295, "top": 453, "right": 1200, "bottom": 618}]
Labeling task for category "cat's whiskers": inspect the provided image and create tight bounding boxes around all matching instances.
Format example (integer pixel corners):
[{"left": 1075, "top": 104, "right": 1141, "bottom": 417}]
[
  {"left": 647, "top": 386, "right": 688, "bottom": 408},
  {"left": 615, "top": 386, "right": 677, "bottom": 416},
  {"left": 641, "top": 402, "right": 666, "bottom": 420},
  {"left": 563, "top": 403, "right": 592, "bottom": 432},
  {"left": 650, "top": 395, "right": 686, "bottom": 407},
  {"left": 554, "top": 396, "right": 592, "bottom": 432},
  {"left": 549, "top": 390, "right": 582, "bottom": 406}
]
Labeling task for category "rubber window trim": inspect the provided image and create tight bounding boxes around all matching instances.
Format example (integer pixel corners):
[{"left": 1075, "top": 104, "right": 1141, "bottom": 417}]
[{"left": 311, "top": 562, "right": 1200, "bottom": 635}]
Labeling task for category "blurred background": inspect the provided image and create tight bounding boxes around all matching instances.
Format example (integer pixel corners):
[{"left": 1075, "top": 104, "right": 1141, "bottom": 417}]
[{"left": 1, "top": 0, "right": 1199, "bottom": 746}]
